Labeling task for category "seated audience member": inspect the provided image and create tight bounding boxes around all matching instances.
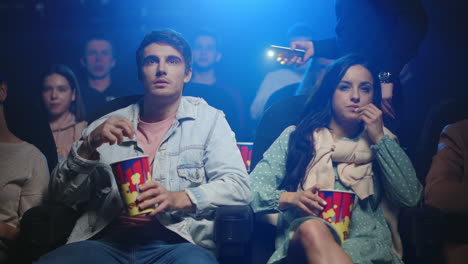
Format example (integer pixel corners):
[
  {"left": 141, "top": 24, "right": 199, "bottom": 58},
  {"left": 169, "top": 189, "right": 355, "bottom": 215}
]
[
  {"left": 425, "top": 119, "right": 468, "bottom": 264},
  {"left": 285, "top": 0, "right": 427, "bottom": 133},
  {"left": 186, "top": 29, "right": 223, "bottom": 86},
  {"left": 264, "top": 56, "right": 335, "bottom": 112},
  {"left": 183, "top": 29, "right": 246, "bottom": 140},
  {"left": 41, "top": 64, "right": 87, "bottom": 160},
  {"left": 250, "top": 54, "right": 421, "bottom": 263},
  {"left": 79, "top": 34, "right": 133, "bottom": 121},
  {"left": 252, "top": 56, "right": 334, "bottom": 169},
  {"left": 414, "top": 96, "right": 468, "bottom": 184},
  {"left": 250, "top": 22, "right": 314, "bottom": 121},
  {"left": 0, "top": 78, "right": 49, "bottom": 263},
  {"left": 36, "top": 29, "right": 249, "bottom": 264},
  {"left": 3, "top": 76, "right": 58, "bottom": 172}
]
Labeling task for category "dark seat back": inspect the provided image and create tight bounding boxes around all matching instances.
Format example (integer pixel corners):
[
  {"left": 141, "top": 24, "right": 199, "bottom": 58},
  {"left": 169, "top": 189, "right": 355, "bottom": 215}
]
[
  {"left": 251, "top": 95, "right": 306, "bottom": 170},
  {"left": 414, "top": 96, "right": 468, "bottom": 184}
]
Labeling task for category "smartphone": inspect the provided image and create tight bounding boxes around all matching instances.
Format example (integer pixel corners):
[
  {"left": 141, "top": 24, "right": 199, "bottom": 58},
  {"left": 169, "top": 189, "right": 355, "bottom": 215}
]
[{"left": 266, "top": 45, "right": 305, "bottom": 63}]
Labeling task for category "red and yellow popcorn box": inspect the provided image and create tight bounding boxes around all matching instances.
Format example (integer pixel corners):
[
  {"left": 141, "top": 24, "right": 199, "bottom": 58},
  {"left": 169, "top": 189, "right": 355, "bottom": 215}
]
[
  {"left": 110, "top": 156, "right": 154, "bottom": 216},
  {"left": 318, "top": 189, "right": 356, "bottom": 242},
  {"left": 237, "top": 142, "right": 253, "bottom": 172}
]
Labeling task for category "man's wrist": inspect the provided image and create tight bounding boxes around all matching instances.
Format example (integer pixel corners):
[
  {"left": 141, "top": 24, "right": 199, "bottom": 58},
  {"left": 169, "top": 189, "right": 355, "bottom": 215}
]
[
  {"left": 77, "top": 136, "right": 98, "bottom": 160},
  {"left": 378, "top": 71, "right": 395, "bottom": 83},
  {"left": 178, "top": 191, "right": 195, "bottom": 212}
]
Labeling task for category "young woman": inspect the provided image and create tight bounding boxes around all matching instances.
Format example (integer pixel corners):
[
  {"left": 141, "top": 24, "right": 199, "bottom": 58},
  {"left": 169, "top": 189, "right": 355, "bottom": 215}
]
[
  {"left": 250, "top": 54, "right": 422, "bottom": 264},
  {"left": 41, "top": 64, "right": 87, "bottom": 160}
]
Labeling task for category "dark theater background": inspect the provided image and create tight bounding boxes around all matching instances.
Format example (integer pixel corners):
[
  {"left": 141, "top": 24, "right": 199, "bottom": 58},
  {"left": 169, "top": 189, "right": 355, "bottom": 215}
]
[
  {"left": 0, "top": 0, "right": 335, "bottom": 107},
  {"left": 0, "top": 0, "right": 337, "bottom": 140},
  {"left": 1, "top": 0, "right": 467, "bottom": 148}
]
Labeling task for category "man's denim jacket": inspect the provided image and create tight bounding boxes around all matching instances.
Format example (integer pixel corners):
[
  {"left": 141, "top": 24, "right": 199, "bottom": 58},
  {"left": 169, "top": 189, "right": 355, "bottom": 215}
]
[{"left": 49, "top": 96, "right": 250, "bottom": 251}]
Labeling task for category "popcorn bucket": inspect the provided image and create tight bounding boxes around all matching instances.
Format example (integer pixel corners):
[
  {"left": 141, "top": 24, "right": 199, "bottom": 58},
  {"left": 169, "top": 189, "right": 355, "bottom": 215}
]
[
  {"left": 318, "top": 189, "right": 355, "bottom": 242},
  {"left": 110, "top": 156, "right": 154, "bottom": 216},
  {"left": 237, "top": 142, "right": 253, "bottom": 172}
]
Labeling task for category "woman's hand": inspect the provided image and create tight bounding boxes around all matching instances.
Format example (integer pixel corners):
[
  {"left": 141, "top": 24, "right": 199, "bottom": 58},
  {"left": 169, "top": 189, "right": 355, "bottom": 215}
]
[
  {"left": 356, "top": 103, "right": 385, "bottom": 144},
  {"left": 280, "top": 184, "right": 327, "bottom": 216},
  {"left": 77, "top": 116, "right": 135, "bottom": 159}
]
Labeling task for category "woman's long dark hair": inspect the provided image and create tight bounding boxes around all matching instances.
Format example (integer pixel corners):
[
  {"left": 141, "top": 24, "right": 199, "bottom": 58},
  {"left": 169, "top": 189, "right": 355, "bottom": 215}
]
[
  {"left": 41, "top": 64, "right": 86, "bottom": 122},
  {"left": 280, "top": 54, "right": 382, "bottom": 191}
]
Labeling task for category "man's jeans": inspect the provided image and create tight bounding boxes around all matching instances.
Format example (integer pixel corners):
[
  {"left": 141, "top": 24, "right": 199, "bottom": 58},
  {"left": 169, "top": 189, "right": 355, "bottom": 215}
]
[{"left": 35, "top": 240, "right": 218, "bottom": 264}]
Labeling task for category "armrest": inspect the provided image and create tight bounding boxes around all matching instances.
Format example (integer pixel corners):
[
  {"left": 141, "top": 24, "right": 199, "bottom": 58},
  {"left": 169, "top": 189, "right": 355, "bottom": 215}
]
[
  {"left": 214, "top": 205, "right": 253, "bottom": 260},
  {"left": 399, "top": 205, "right": 446, "bottom": 262}
]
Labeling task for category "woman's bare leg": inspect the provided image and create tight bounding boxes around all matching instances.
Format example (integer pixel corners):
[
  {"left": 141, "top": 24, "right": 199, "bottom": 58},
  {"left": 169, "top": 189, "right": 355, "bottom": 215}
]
[{"left": 287, "top": 219, "right": 353, "bottom": 264}]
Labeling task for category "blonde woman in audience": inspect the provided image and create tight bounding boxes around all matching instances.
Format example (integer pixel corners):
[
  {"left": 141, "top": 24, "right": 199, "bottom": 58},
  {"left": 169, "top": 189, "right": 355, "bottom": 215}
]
[{"left": 41, "top": 64, "right": 87, "bottom": 160}]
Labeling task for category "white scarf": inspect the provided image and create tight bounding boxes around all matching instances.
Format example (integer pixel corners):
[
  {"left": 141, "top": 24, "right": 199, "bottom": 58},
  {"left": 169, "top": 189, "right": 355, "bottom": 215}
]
[{"left": 301, "top": 127, "right": 396, "bottom": 200}]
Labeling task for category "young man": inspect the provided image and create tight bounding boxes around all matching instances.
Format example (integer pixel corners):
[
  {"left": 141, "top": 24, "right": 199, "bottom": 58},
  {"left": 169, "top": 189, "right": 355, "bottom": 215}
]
[
  {"left": 183, "top": 29, "right": 247, "bottom": 140},
  {"left": 80, "top": 36, "right": 131, "bottom": 120},
  {"left": 81, "top": 37, "right": 115, "bottom": 96},
  {"left": 38, "top": 29, "right": 250, "bottom": 264},
  {"left": 189, "top": 29, "right": 222, "bottom": 85},
  {"left": 250, "top": 22, "right": 314, "bottom": 121}
]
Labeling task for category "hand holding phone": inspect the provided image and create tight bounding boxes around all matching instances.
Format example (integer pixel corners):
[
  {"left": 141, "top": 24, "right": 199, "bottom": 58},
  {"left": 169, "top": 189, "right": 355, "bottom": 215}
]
[
  {"left": 266, "top": 45, "right": 306, "bottom": 65},
  {"left": 290, "top": 41, "right": 315, "bottom": 65}
]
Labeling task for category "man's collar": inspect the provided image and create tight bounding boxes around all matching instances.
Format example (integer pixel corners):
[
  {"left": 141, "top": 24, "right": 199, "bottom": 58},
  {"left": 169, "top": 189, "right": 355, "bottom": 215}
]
[
  {"left": 175, "top": 96, "right": 198, "bottom": 121},
  {"left": 134, "top": 96, "right": 198, "bottom": 123}
]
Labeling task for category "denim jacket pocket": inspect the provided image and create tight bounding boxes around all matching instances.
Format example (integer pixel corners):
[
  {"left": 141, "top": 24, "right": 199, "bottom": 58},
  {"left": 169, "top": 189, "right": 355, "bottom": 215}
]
[{"left": 177, "top": 164, "right": 205, "bottom": 185}]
